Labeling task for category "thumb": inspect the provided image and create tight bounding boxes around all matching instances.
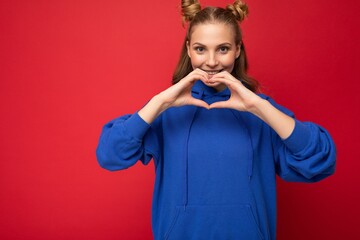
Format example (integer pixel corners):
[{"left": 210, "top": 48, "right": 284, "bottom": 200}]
[
  {"left": 188, "top": 98, "right": 210, "bottom": 109},
  {"left": 209, "top": 101, "right": 229, "bottom": 109}
]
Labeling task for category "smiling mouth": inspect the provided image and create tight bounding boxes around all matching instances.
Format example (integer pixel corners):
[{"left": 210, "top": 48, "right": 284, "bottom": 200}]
[{"left": 202, "top": 69, "right": 224, "bottom": 75}]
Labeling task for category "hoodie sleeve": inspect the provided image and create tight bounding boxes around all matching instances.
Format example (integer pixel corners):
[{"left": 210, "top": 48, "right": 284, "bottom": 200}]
[
  {"left": 96, "top": 112, "right": 161, "bottom": 171},
  {"left": 264, "top": 96, "right": 337, "bottom": 182}
]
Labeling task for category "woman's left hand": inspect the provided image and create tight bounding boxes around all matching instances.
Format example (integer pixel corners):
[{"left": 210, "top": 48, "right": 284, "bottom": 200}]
[
  {"left": 207, "top": 71, "right": 262, "bottom": 113},
  {"left": 208, "top": 71, "right": 295, "bottom": 139}
]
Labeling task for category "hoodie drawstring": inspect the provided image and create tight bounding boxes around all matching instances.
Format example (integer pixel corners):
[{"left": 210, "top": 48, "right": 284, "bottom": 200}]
[{"left": 182, "top": 89, "right": 204, "bottom": 211}]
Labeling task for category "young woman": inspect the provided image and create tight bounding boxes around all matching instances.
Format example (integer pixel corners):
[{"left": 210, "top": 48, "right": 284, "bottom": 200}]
[{"left": 96, "top": 0, "right": 336, "bottom": 239}]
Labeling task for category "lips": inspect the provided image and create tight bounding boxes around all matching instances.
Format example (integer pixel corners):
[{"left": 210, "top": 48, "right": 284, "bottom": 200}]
[{"left": 202, "top": 69, "right": 223, "bottom": 75}]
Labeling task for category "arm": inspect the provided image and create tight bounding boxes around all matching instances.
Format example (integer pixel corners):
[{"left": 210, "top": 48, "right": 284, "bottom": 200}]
[
  {"left": 209, "top": 72, "right": 336, "bottom": 181},
  {"left": 96, "top": 113, "right": 160, "bottom": 171},
  {"left": 245, "top": 97, "right": 295, "bottom": 139},
  {"left": 96, "top": 69, "right": 211, "bottom": 170},
  {"left": 209, "top": 71, "right": 295, "bottom": 139}
]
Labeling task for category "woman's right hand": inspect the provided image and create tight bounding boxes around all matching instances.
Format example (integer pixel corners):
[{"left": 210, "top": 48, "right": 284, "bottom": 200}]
[
  {"left": 138, "top": 69, "right": 209, "bottom": 124},
  {"left": 157, "top": 68, "right": 210, "bottom": 109}
]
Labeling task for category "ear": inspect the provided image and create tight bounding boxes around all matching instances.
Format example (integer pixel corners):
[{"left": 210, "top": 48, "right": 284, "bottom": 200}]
[
  {"left": 186, "top": 40, "right": 191, "bottom": 58},
  {"left": 236, "top": 44, "right": 241, "bottom": 59}
]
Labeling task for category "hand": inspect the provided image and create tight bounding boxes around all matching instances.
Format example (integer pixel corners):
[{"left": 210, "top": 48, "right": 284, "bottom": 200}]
[
  {"left": 207, "top": 71, "right": 262, "bottom": 113},
  {"left": 157, "top": 68, "right": 210, "bottom": 110},
  {"left": 139, "top": 68, "right": 210, "bottom": 124}
]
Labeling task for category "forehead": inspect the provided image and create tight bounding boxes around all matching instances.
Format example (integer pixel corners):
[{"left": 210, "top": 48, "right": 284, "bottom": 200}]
[{"left": 189, "top": 23, "right": 236, "bottom": 45}]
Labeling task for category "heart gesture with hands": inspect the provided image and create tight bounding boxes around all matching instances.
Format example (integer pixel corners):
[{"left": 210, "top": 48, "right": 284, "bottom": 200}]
[
  {"left": 160, "top": 69, "right": 261, "bottom": 114},
  {"left": 139, "top": 69, "right": 265, "bottom": 124}
]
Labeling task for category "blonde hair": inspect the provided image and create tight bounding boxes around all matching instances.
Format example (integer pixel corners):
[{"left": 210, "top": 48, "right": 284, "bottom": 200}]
[{"left": 173, "top": 0, "right": 259, "bottom": 92}]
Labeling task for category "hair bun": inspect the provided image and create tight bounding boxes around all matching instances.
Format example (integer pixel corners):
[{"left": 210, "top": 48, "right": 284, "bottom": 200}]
[
  {"left": 181, "top": 0, "right": 201, "bottom": 24},
  {"left": 226, "top": 0, "right": 249, "bottom": 23}
]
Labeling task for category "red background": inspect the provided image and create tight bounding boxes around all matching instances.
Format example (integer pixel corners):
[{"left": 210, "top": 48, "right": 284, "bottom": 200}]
[{"left": 1, "top": 0, "right": 359, "bottom": 239}]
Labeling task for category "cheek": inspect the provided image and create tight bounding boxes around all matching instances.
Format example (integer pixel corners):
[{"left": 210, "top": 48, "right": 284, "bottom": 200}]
[
  {"left": 220, "top": 55, "right": 237, "bottom": 67},
  {"left": 222, "top": 55, "right": 236, "bottom": 66},
  {"left": 190, "top": 54, "right": 204, "bottom": 68}
]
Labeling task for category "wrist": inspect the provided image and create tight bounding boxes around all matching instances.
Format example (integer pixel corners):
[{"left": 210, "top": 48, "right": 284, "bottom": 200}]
[
  {"left": 247, "top": 98, "right": 277, "bottom": 124},
  {"left": 246, "top": 97, "right": 269, "bottom": 119},
  {"left": 138, "top": 94, "right": 168, "bottom": 124},
  {"left": 248, "top": 98, "right": 295, "bottom": 139},
  {"left": 152, "top": 93, "right": 171, "bottom": 113}
]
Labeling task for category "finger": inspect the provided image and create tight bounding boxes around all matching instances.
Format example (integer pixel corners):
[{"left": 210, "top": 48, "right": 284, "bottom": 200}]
[
  {"left": 187, "top": 69, "right": 209, "bottom": 81},
  {"left": 207, "top": 76, "right": 234, "bottom": 87},
  {"left": 188, "top": 98, "right": 210, "bottom": 109},
  {"left": 187, "top": 77, "right": 209, "bottom": 89},
  {"left": 211, "top": 71, "right": 240, "bottom": 83},
  {"left": 213, "top": 71, "right": 237, "bottom": 80},
  {"left": 178, "top": 75, "right": 207, "bottom": 91},
  {"left": 209, "top": 101, "right": 230, "bottom": 109},
  {"left": 210, "top": 76, "right": 246, "bottom": 91},
  {"left": 193, "top": 68, "right": 209, "bottom": 77},
  {"left": 183, "top": 73, "right": 208, "bottom": 84}
]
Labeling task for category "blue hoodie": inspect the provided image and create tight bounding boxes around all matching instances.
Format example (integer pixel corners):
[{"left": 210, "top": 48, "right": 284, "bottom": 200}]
[{"left": 96, "top": 80, "right": 336, "bottom": 240}]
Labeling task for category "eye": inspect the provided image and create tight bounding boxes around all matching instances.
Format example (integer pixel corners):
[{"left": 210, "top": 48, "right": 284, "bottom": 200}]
[
  {"left": 194, "top": 46, "right": 205, "bottom": 53},
  {"left": 219, "top": 46, "right": 229, "bottom": 54}
]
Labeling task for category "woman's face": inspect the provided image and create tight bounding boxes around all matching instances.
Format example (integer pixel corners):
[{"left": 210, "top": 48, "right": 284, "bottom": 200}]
[{"left": 187, "top": 23, "right": 240, "bottom": 91}]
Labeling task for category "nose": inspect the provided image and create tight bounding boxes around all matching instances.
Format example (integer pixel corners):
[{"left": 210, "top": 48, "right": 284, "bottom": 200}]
[{"left": 206, "top": 52, "right": 218, "bottom": 67}]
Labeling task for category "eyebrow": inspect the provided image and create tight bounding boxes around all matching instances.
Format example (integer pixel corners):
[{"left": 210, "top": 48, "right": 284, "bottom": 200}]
[{"left": 192, "top": 42, "right": 233, "bottom": 47}]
